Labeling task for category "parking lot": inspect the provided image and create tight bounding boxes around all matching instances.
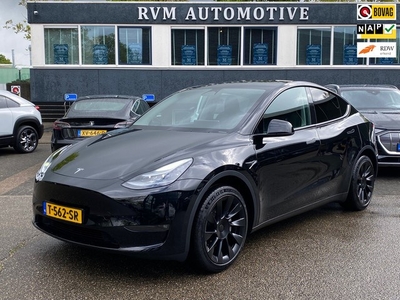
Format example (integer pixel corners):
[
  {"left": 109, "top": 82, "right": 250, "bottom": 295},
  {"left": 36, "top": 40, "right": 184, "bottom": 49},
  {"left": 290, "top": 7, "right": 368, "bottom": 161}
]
[{"left": 1, "top": 127, "right": 400, "bottom": 299}]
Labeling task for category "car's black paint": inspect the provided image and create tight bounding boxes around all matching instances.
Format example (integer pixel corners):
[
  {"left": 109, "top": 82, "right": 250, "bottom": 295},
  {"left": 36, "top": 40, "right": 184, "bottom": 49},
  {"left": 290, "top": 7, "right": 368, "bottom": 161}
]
[
  {"left": 326, "top": 84, "right": 400, "bottom": 167},
  {"left": 33, "top": 81, "right": 378, "bottom": 272}
]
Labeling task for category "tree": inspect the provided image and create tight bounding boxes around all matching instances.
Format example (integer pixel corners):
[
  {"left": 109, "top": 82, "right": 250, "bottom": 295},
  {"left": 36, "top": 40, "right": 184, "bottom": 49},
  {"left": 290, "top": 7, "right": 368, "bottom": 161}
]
[
  {"left": 0, "top": 54, "right": 12, "bottom": 64},
  {"left": 3, "top": 0, "right": 30, "bottom": 40}
]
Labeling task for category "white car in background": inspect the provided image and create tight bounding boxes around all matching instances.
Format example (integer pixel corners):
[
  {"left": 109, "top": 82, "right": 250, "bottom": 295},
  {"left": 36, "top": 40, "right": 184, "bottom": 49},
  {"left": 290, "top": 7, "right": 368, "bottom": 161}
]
[{"left": 0, "top": 90, "right": 44, "bottom": 153}]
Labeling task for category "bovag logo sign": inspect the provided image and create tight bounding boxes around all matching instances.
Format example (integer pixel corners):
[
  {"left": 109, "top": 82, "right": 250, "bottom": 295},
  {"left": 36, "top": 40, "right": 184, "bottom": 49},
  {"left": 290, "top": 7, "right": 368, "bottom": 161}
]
[{"left": 357, "top": 4, "right": 396, "bottom": 20}]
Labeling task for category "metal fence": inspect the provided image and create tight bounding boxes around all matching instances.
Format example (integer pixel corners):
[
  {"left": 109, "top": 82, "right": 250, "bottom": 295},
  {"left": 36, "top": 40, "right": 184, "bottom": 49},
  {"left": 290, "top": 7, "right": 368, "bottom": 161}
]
[{"left": 0, "top": 66, "right": 30, "bottom": 84}]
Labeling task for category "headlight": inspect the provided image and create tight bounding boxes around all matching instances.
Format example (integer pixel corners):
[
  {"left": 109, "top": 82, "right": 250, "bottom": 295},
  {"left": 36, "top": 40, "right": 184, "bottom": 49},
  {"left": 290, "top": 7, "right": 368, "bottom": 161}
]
[
  {"left": 122, "top": 158, "right": 193, "bottom": 190},
  {"left": 35, "top": 146, "right": 69, "bottom": 181}
]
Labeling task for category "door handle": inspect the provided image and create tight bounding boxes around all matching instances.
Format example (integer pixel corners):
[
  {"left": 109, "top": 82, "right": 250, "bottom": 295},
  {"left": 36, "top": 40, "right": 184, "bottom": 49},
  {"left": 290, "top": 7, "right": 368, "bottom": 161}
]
[{"left": 306, "top": 138, "right": 317, "bottom": 144}]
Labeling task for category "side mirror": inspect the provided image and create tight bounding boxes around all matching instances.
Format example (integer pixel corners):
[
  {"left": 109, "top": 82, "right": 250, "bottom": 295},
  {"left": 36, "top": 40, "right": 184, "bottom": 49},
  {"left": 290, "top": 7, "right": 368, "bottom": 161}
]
[
  {"left": 266, "top": 119, "right": 294, "bottom": 136},
  {"left": 253, "top": 119, "right": 294, "bottom": 149}
]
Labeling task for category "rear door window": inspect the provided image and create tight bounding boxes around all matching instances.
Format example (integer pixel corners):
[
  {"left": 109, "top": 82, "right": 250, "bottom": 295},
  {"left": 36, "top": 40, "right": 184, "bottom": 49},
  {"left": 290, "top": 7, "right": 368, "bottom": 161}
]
[{"left": 310, "top": 88, "right": 349, "bottom": 123}]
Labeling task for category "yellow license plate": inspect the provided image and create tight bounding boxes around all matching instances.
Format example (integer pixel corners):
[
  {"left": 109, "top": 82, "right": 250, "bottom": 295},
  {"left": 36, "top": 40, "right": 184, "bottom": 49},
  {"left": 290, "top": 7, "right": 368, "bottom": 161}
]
[
  {"left": 79, "top": 129, "right": 107, "bottom": 137},
  {"left": 44, "top": 202, "right": 83, "bottom": 224}
]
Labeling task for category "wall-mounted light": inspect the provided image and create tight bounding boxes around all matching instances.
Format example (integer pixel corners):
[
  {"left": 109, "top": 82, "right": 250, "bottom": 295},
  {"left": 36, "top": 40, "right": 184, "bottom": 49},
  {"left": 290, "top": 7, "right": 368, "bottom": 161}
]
[{"left": 33, "top": 2, "right": 38, "bottom": 15}]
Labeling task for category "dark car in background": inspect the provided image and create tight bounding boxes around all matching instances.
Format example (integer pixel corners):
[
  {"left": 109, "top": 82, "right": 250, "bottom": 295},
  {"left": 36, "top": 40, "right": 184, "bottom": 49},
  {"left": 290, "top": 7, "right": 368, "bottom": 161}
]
[
  {"left": 51, "top": 95, "right": 150, "bottom": 151},
  {"left": 326, "top": 84, "right": 400, "bottom": 167},
  {"left": 34, "top": 81, "right": 377, "bottom": 273}
]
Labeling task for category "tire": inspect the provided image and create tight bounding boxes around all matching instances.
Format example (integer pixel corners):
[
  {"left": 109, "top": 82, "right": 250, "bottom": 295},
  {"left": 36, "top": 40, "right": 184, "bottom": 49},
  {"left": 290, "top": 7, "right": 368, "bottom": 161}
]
[
  {"left": 342, "top": 155, "right": 375, "bottom": 211},
  {"left": 13, "top": 125, "right": 39, "bottom": 153},
  {"left": 191, "top": 186, "right": 248, "bottom": 273}
]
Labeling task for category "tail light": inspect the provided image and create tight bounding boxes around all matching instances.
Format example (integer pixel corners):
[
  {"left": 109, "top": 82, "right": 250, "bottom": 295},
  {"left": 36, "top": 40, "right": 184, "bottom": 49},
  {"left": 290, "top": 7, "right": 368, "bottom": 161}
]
[
  {"left": 114, "top": 120, "right": 134, "bottom": 128},
  {"left": 53, "top": 120, "right": 71, "bottom": 130},
  {"left": 35, "top": 105, "right": 40, "bottom": 111}
]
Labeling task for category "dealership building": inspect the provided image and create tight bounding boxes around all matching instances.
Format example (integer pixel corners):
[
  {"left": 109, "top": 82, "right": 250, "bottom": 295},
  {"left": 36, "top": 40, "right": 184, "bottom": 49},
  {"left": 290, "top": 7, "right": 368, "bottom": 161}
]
[{"left": 27, "top": 1, "right": 400, "bottom": 105}]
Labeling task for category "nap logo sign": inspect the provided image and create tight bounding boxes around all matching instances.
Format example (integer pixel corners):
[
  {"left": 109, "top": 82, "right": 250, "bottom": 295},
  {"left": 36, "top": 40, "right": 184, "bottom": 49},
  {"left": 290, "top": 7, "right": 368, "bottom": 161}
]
[
  {"left": 357, "top": 4, "right": 396, "bottom": 20},
  {"left": 357, "top": 24, "right": 397, "bottom": 39}
]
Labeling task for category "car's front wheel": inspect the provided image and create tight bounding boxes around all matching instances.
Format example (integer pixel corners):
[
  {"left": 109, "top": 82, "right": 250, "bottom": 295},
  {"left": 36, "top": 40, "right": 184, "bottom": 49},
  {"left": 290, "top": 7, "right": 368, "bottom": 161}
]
[
  {"left": 14, "top": 125, "right": 39, "bottom": 153},
  {"left": 342, "top": 155, "right": 375, "bottom": 211},
  {"left": 191, "top": 186, "right": 248, "bottom": 273}
]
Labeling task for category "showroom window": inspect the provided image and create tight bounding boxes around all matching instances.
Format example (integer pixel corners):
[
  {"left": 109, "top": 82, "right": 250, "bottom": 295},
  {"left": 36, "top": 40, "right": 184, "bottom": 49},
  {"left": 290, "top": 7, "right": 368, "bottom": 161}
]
[
  {"left": 208, "top": 27, "right": 241, "bottom": 65},
  {"left": 297, "top": 27, "right": 331, "bottom": 65},
  {"left": 333, "top": 26, "right": 366, "bottom": 65},
  {"left": 244, "top": 27, "right": 277, "bottom": 65},
  {"left": 81, "top": 26, "right": 115, "bottom": 65},
  {"left": 171, "top": 28, "right": 205, "bottom": 66},
  {"left": 118, "top": 27, "right": 151, "bottom": 65},
  {"left": 44, "top": 27, "right": 79, "bottom": 65}
]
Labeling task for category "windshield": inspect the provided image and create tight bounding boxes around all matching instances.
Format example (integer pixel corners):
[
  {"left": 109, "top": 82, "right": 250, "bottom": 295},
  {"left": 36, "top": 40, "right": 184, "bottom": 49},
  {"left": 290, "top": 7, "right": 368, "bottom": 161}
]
[
  {"left": 341, "top": 89, "right": 400, "bottom": 111},
  {"left": 67, "top": 98, "right": 131, "bottom": 118},
  {"left": 134, "top": 86, "right": 268, "bottom": 131}
]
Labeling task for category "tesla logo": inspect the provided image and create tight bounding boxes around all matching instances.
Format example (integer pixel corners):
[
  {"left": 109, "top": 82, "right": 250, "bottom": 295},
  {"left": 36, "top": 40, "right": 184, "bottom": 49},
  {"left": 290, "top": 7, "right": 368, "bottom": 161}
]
[{"left": 74, "top": 168, "right": 84, "bottom": 174}]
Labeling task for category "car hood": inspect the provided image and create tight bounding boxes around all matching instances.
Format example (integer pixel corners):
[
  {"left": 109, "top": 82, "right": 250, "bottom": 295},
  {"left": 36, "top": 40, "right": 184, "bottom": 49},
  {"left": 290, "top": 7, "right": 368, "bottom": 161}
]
[
  {"left": 360, "top": 111, "right": 400, "bottom": 130},
  {"left": 50, "top": 127, "right": 230, "bottom": 180}
]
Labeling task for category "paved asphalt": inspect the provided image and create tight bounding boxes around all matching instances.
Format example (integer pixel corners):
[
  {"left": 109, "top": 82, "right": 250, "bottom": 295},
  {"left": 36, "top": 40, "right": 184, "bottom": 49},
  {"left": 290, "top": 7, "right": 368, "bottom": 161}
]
[
  {"left": 42, "top": 122, "right": 53, "bottom": 144},
  {"left": 1, "top": 122, "right": 400, "bottom": 299}
]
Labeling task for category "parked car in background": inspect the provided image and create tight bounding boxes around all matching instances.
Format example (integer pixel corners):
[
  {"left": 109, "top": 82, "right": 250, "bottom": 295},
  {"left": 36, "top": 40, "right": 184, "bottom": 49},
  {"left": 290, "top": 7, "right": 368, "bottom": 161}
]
[
  {"left": 51, "top": 95, "right": 150, "bottom": 151},
  {"left": 0, "top": 90, "right": 44, "bottom": 153},
  {"left": 326, "top": 84, "right": 400, "bottom": 167},
  {"left": 34, "top": 81, "right": 377, "bottom": 273}
]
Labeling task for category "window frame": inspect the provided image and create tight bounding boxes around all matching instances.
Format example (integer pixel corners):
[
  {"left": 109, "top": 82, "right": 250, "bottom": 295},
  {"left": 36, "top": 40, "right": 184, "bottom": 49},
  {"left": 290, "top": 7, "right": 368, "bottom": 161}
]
[
  {"left": 44, "top": 25, "right": 80, "bottom": 65},
  {"left": 171, "top": 27, "right": 205, "bottom": 66},
  {"left": 118, "top": 26, "right": 152, "bottom": 65},
  {"left": 207, "top": 26, "right": 242, "bottom": 66},
  {"left": 243, "top": 26, "right": 277, "bottom": 66},
  {"left": 297, "top": 26, "right": 332, "bottom": 66}
]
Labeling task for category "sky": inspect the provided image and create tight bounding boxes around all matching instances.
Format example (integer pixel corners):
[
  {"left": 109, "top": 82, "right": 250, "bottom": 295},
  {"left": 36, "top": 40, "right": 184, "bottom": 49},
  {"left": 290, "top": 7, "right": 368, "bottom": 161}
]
[{"left": 0, "top": 0, "right": 31, "bottom": 66}]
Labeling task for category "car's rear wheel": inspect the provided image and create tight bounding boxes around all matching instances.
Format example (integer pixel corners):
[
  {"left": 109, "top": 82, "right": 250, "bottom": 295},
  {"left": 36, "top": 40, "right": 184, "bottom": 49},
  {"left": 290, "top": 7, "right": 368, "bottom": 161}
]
[
  {"left": 191, "top": 186, "right": 248, "bottom": 273},
  {"left": 14, "top": 125, "right": 39, "bottom": 153},
  {"left": 342, "top": 155, "right": 375, "bottom": 211}
]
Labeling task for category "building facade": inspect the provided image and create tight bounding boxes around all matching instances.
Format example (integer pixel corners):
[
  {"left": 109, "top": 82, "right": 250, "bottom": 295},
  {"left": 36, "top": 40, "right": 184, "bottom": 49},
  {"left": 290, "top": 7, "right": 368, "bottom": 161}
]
[{"left": 27, "top": 1, "right": 400, "bottom": 103}]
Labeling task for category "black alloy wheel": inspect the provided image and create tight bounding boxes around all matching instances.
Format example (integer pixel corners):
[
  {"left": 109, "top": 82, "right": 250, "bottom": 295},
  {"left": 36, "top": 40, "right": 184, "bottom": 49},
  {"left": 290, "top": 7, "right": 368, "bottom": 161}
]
[
  {"left": 343, "top": 155, "right": 375, "bottom": 211},
  {"left": 191, "top": 186, "right": 248, "bottom": 273},
  {"left": 14, "top": 125, "right": 39, "bottom": 153}
]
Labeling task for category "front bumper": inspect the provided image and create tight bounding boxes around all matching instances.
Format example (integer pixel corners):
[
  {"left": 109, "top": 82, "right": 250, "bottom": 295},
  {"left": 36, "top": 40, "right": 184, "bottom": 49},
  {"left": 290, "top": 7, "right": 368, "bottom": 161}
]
[
  {"left": 377, "top": 131, "right": 400, "bottom": 167},
  {"left": 33, "top": 180, "right": 199, "bottom": 260},
  {"left": 51, "top": 133, "right": 83, "bottom": 151},
  {"left": 377, "top": 154, "right": 400, "bottom": 167}
]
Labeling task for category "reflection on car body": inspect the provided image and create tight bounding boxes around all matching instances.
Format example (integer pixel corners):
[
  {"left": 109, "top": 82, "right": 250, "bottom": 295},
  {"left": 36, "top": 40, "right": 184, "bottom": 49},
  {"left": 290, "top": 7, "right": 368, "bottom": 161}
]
[
  {"left": 326, "top": 84, "right": 400, "bottom": 167},
  {"left": 33, "top": 81, "right": 377, "bottom": 273}
]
